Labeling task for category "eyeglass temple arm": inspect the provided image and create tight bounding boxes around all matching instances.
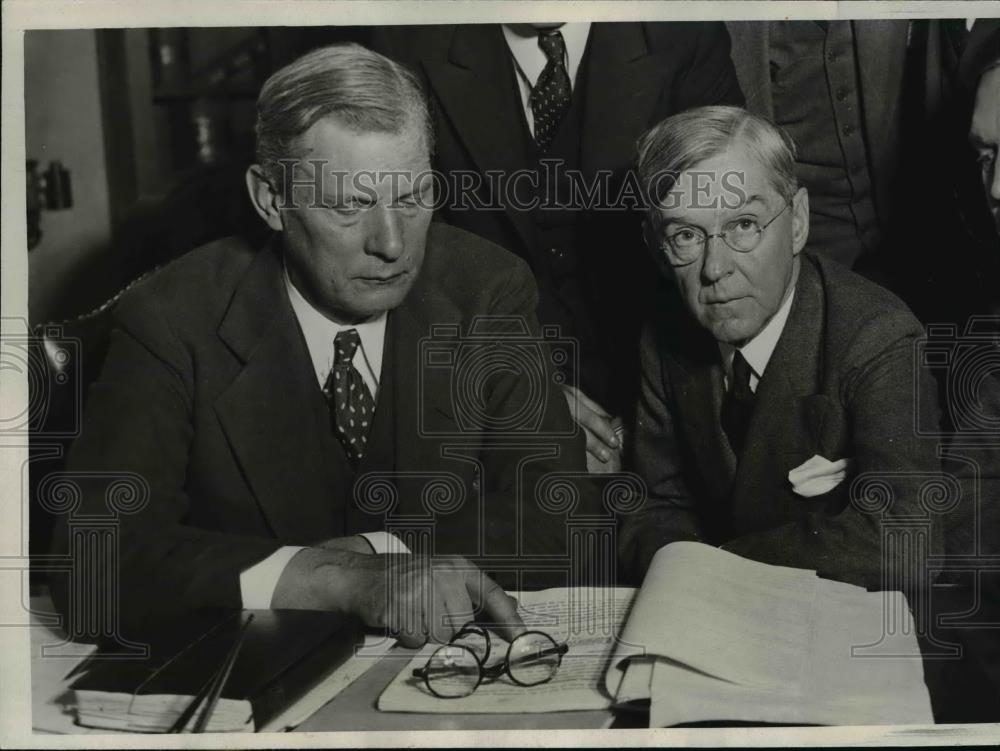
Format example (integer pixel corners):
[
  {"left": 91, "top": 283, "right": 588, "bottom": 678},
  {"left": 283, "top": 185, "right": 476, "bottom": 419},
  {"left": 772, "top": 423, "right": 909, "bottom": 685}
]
[{"left": 482, "top": 642, "right": 570, "bottom": 678}]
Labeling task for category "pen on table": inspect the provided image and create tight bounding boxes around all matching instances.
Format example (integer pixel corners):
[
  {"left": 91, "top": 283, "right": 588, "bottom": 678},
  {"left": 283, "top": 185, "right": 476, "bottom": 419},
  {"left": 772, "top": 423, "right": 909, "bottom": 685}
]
[
  {"left": 64, "top": 651, "right": 97, "bottom": 681},
  {"left": 168, "top": 612, "right": 254, "bottom": 733}
]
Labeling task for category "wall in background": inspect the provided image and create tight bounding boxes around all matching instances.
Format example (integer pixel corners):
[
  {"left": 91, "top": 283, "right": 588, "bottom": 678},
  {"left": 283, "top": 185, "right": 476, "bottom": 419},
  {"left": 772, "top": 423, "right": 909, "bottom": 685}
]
[{"left": 25, "top": 30, "right": 112, "bottom": 325}]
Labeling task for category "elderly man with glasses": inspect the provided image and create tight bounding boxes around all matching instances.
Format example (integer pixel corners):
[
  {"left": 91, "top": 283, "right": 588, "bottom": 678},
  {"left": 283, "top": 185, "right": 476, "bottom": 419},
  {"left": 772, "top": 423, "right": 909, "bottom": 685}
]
[{"left": 619, "top": 106, "right": 945, "bottom": 590}]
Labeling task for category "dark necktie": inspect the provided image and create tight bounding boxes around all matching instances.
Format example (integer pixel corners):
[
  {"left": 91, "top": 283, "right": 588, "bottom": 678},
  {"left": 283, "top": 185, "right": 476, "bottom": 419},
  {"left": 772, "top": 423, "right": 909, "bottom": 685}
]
[
  {"left": 324, "top": 329, "right": 375, "bottom": 469},
  {"left": 720, "top": 350, "right": 756, "bottom": 457},
  {"left": 530, "top": 30, "right": 572, "bottom": 153}
]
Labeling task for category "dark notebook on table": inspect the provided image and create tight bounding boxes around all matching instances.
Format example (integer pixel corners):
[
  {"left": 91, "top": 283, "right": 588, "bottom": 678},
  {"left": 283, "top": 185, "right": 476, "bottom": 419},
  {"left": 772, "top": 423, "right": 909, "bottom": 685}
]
[{"left": 70, "top": 609, "right": 362, "bottom": 732}]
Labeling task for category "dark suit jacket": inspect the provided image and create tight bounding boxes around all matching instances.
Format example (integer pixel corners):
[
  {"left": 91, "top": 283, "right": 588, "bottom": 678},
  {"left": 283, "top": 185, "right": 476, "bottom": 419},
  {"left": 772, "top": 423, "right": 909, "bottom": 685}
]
[
  {"left": 622, "top": 253, "right": 945, "bottom": 588},
  {"left": 726, "top": 21, "right": 915, "bottom": 244},
  {"left": 372, "top": 23, "right": 744, "bottom": 413},
  {"left": 725, "top": 20, "right": 981, "bottom": 318},
  {"left": 51, "top": 223, "right": 593, "bottom": 630}
]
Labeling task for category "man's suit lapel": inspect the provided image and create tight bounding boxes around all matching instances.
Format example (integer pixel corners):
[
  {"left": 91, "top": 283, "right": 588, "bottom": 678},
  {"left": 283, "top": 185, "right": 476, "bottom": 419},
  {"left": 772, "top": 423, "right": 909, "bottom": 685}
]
[
  {"left": 669, "top": 323, "right": 738, "bottom": 502},
  {"left": 421, "top": 25, "right": 535, "bottom": 252},
  {"left": 215, "top": 242, "right": 343, "bottom": 541},
  {"left": 387, "top": 287, "right": 461, "bottom": 515},
  {"left": 579, "top": 23, "right": 669, "bottom": 175},
  {"left": 730, "top": 258, "right": 830, "bottom": 526}
]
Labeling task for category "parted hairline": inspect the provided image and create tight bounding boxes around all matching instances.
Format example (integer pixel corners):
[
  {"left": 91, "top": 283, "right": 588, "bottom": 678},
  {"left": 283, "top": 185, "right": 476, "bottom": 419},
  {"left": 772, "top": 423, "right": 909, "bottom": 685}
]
[
  {"left": 254, "top": 42, "right": 433, "bottom": 188},
  {"left": 636, "top": 105, "right": 800, "bottom": 215}
]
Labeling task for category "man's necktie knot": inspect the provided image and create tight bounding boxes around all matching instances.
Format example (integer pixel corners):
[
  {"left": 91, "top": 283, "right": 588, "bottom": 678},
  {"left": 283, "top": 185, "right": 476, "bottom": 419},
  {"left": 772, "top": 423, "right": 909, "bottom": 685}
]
[
  {"left": 333, "top": 328, "right": 362, "bottom": 369},
  {"left": 537, "top": 30, "right": 567, "bottom": 63},
  {"left": 730, "top": 350, "right": 755, "bottom": 402}
]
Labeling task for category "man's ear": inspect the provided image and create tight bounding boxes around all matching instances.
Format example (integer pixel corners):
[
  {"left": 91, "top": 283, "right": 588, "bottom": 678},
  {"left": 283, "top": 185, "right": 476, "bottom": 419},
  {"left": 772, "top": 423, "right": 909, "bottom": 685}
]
[
  {"left": 246, "top": 165, "right": 283, "bottom": 232},
  {"left": 790, "top": 186, "right": 809, "bottom": 256}
]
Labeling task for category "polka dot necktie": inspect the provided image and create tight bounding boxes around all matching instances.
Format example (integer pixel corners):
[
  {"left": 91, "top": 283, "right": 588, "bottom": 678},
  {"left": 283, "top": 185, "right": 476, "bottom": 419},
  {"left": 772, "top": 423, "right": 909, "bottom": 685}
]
[
  {"left": 324, "top": 329, "right": 375, "bottom": 469},
  {"left": 530, "top": 30, "right": 572, "bottom": 153}
]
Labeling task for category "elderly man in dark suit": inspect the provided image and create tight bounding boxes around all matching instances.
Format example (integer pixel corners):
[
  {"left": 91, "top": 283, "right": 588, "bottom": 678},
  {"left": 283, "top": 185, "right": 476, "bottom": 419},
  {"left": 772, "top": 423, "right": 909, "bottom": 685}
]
[
  {"left": 724, "top": 21, "right": 966, "bottom": 262},
  {"left": 51, "top": 43, "right": 596, "bottom": 646},
  {"left": 372, "top": 22, "right": 744, "bottom": 474},
  {"left": 620, "top": 106, "right": 945, "bottom": 589}
]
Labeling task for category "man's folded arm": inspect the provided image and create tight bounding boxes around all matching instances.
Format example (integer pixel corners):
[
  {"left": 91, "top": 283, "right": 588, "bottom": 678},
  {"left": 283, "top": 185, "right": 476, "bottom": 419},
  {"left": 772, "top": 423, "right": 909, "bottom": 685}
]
[
  {"left": 50, "top": 305, "right": 421, "bottom": 626},
  {"left": 49, "top": 313, "right": 285, "bottom": 630},
  {"left": 240, "top": 533, "right": 411, "bottom": 608}
]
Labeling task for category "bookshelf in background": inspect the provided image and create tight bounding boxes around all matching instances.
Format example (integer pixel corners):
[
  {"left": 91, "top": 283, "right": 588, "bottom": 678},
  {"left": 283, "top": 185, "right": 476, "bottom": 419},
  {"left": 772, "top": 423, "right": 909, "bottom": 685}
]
[
  {"left": 97, "top": 27, "right": 287, "bottom": 230},
  {"left": 96, "top": 26, "right": 369, "bottom": 242}
]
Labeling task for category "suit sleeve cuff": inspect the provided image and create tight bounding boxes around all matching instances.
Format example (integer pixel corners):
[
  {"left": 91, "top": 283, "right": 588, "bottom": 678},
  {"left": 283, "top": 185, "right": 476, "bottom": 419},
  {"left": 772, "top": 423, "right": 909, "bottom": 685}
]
[
  {"left": 358, "top": 531, "right": 411, "bottom": 555},
  {"left": 239, "top": 546, "right": 306, "bottom": 609}
]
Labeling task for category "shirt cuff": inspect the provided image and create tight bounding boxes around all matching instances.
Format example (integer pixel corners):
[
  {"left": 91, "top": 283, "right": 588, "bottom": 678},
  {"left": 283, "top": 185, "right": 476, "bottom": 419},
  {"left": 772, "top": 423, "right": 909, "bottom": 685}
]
[
  {"left": 358, "top": 531, "right": 411, "bottom": 555},
  {"left": 239, "top": 546, "right": 306, "bottom": 609}
]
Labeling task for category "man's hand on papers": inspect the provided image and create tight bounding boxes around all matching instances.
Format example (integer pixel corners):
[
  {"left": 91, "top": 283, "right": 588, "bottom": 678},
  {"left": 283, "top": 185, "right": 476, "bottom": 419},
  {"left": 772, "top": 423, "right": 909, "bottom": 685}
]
[
  {"left": 352, "top": 555, "right": 527, "bottom": 647},
  {"left": 561, "top": 384, "right": 623, "bottom": 474},
  {"left": 272, "top": 549, "right": 526, "bottom": 648}
]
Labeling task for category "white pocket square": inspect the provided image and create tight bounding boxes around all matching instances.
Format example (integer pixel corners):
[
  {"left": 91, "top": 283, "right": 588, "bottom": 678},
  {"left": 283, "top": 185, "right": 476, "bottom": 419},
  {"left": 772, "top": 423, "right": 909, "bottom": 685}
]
[{"left": 788, "top": 454, "right": 853, "bottom": 498}]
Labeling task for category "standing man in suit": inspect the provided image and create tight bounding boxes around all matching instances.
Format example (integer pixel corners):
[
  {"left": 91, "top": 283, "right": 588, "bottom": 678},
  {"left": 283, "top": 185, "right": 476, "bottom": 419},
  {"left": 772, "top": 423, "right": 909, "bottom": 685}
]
[
  {"left": 51, "top": 44, "right": 596, "bottom": 646},
  {"left": 373, "top": 22, "right": 744, "bottom": 473},
  {"left": 725, "top": 20, "right": 968, "bottom": 316},
  {"left": 620, "top": 106, "right": 944, "bottom": 588}
]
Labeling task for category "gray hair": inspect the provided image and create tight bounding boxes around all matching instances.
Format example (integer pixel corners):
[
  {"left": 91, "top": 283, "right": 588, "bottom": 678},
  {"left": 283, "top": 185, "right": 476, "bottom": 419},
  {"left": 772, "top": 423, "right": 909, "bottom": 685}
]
[
  {"left": 637, "top": 105, "right": 799, "bottom": 210},
  {"left": 254, "top": 42, "right": 433, "bottom": 187}
]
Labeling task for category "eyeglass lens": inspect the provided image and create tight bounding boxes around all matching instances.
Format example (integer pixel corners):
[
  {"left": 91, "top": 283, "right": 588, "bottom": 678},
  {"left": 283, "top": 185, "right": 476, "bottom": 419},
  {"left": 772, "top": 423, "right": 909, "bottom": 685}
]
[
  {"left": 452, "top": 625, "right": 490, "bottom": 664},
  {"left": 423, "top": 644, "right": 481, "bottom": 698},
  {"left": 506, "top": 632, "right": 563, "bottom": 686},
  {"left": 421, "top": 628, "right": 564, "bottom": 698}
]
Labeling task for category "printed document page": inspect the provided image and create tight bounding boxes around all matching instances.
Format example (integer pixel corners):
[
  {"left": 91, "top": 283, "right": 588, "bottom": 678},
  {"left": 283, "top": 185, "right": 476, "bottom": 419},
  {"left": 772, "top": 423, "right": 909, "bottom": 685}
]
[
  {"left": 606, "top": 541, "right": 819, "bottom": 696},
  {"left": 648, "top": 580, "right": 934, "bottom": 727},
  {"left": 378, "top": 587, "right": 636, "bottom": 713}
]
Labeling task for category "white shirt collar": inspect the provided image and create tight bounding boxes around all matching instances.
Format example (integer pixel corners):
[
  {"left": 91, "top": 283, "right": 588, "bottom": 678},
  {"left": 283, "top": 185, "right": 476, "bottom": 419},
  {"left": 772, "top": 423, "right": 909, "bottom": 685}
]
[
  {"left": 501, "top": 22, "right": 591, "bottom": 89},
  {"left": 283, "top": 265, "right": 386, "bottom": 396},
  {"left": 719, "top": 286, "right": 796, "bottom": 391}
]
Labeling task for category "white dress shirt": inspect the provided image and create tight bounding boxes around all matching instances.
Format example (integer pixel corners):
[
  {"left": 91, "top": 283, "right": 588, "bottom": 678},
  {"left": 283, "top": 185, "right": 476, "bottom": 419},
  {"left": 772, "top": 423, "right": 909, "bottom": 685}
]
[
  {"left": 718, "top": 287, "right": 796, "bottom": 394},
  {"left": 238, "top": 270, "right": 408, "bottom": 609},
  {"left": 285, "top": 267, "right": 385, "bottom": 398},
  {"left": 501, "top": 23, "right": 591, "bottom": 136}
]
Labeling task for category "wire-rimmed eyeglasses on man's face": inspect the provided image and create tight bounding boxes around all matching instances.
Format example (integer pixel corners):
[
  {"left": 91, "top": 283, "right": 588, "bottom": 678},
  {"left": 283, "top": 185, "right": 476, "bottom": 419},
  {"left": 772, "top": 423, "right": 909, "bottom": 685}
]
[
  {"left": 656, "top": 201, "right": 792, "bottom": 267},
  {"left": 412, "top": 622, "right": 569, "bottom": 699}
]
